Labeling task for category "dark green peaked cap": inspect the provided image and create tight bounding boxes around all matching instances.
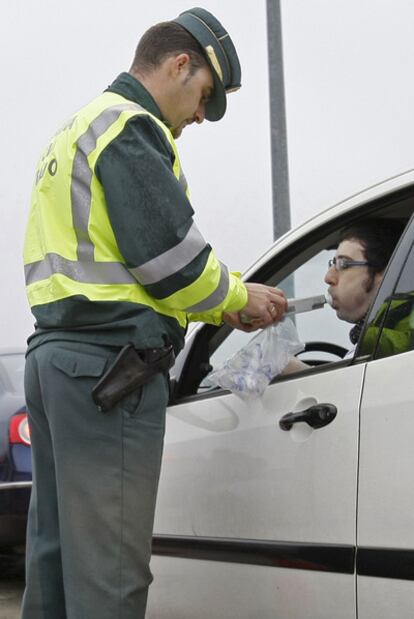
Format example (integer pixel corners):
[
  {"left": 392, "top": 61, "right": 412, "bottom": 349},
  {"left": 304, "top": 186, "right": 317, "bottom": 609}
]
[{"left": 173, "top": 7, "right": 242, "bottom": 121}]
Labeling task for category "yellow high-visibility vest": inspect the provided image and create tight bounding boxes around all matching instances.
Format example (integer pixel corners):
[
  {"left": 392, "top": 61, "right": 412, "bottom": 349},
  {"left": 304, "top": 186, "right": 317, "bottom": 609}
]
[{"left": 24, "top": 91, "right": 246, "bottom": 328}]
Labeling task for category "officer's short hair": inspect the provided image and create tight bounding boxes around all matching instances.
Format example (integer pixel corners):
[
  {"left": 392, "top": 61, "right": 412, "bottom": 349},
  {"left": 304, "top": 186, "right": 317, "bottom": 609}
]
[
  {"left": 131, "top": 22, "right": 207, "bottom": 77},
  {"left": 340, "top": 218, "right": 405, "bottom": 277}
]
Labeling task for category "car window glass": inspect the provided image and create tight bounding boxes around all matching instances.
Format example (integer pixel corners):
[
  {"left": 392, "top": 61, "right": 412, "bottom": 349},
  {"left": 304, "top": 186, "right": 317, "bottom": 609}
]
[
  {"left": 394, "top": 240, "right": 414, "bottom": 294},
  {"left": 200, "top": 250, "right": 351, "bottom": 392},
  {"left": 176, "top": 196, "right": 414, "bottom": 401}
]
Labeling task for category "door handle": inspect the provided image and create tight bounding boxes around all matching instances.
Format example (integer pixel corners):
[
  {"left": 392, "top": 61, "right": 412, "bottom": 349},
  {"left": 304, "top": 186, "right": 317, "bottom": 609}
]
[{"left": 279, "top": 403, "right": 337, "bottom": 431}]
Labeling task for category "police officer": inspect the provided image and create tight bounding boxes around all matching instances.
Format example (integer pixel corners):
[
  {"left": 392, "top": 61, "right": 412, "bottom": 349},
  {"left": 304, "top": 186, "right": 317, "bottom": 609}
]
[{"left": 22, "top": 8, "right": 286, "bottom": 619}]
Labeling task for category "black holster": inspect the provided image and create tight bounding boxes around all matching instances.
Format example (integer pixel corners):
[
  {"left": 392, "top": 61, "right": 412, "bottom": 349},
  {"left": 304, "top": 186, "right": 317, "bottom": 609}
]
[{"left": 92, "top": 343, "right": 175, "bottom": 412}]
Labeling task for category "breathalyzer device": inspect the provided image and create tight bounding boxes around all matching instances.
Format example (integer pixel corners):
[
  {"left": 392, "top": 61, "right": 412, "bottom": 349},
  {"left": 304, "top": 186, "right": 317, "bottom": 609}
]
[
  {"left": 285, "top": 294, "right": 330, "bottom": 315},
  {"left": 240, "top": 293, "right": 331, "bottom": 324}
]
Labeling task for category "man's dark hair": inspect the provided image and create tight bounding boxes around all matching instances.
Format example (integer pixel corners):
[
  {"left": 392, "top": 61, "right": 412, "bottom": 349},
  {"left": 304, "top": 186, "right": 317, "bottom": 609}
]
[
  {"left": 340, "top": 218, "right": 405, "bottom": 280},
  {"left": 130, "top": 22, "right": 207, "bottom": 77}
]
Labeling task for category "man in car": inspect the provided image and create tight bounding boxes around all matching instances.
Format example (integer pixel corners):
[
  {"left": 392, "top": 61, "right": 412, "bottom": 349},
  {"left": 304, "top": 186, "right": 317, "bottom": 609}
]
[
  {"left": 22, "top": 8, "right": 286, "bottom": 619},
  {"left": 325, "top": 218, "right": 404, "bottom": 355},
  {"left": 286, "top": 218, "right": 405, "bottom": 371}
]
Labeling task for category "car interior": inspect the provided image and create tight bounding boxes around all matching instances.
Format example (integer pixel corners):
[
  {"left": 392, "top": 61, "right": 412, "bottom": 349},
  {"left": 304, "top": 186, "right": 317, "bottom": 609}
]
[{"left": 172, "top": 185, "right": 414, "bottom": 403}]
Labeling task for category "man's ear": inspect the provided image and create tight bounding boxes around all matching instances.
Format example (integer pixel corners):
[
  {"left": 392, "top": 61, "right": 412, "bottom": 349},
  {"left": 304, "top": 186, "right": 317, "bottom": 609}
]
[
  {"left": 374, "top": 270, "right": 385, "bottom": 291},
  {"left": 171, "top": 53, "right": 191, "bottom": 77}
]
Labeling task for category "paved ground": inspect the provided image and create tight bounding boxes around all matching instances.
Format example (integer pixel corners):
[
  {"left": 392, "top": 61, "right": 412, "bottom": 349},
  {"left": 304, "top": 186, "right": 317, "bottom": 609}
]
[{"left": 0, "top": 553, "right": 25, "bottom": 619}]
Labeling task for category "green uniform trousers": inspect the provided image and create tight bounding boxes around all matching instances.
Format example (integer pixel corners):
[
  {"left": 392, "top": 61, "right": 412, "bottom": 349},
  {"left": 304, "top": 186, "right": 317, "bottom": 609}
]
[{"left": 20, "top": 339, "right": 169, "bottom": 619}]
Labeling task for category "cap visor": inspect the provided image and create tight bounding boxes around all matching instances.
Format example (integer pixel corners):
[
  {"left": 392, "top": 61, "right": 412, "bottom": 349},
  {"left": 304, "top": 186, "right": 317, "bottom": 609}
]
[{"left": 205, "top": 69, "right": 227, "bottom": 121}]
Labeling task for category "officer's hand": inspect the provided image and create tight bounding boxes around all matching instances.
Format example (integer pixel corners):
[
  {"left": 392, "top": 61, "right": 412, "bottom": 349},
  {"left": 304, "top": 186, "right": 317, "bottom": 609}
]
[
  {"left": 222, "top": 311, "right": 260, "bottom": 332},
  {"left": 241, "top": 283, "right": 287, "bottom": 327},
  {"left": 224, "top": 284, "right": 287, "bottom": 332}
]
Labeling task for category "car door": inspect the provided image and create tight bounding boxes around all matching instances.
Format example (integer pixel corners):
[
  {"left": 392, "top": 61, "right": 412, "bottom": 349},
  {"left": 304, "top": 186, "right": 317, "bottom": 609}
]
[
  {"left": 148, "top": 239, "right": 362, "bottom": 619},
  {"left": 356, "top": 217, "right": 414, "bottom": 618},
  {"left": 149, "top": 367, "right": 361, "bottom": 619}
]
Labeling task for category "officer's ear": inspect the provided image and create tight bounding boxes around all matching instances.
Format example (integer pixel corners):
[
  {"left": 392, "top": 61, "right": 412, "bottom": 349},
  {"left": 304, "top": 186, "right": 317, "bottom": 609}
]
[{"left": 169, "top": 53, "right": 191, "bottom": 79}]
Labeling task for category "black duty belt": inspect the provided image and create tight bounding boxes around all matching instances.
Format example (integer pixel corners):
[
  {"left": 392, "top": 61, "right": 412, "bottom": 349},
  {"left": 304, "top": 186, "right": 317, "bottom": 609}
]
[{"left": 92, "top": 343, "right": 175, "bottom": 413}]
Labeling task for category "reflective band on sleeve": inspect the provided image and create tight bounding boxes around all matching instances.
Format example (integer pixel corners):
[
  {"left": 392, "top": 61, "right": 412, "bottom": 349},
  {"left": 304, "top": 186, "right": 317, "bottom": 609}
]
[
  {"left": 185, "top": 263, "right": 230, "bottom": 312},
  {"left": 129, "top": 222, "right": 207, "bottom": 285},
  {"left": 25, "top": 253, "right": 136, "bottom": 286},
  {"left": 71, "top": 103, "right": 146, "bottom": 261}
]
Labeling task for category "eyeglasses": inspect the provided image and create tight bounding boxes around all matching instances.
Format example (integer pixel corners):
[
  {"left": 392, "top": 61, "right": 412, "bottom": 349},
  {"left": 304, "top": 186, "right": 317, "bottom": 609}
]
[{"left": 328, "top": 257, "right": 370, "bottom": 271}]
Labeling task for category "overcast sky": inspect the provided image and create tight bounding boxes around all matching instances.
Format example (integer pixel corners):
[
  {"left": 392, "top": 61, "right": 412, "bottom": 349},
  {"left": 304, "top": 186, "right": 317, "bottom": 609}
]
[
  {"left": 283, "top": 0, "right": 414, "bottom": 225},
  {"left": 2, "top": 0, "right": 414, "bottom": 348}
]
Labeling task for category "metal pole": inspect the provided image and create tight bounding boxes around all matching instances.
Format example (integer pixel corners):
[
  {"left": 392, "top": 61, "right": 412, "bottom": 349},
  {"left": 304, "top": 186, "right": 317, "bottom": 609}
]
[{"left": 266, "top": 0, "right": 291, "bottom": 241}]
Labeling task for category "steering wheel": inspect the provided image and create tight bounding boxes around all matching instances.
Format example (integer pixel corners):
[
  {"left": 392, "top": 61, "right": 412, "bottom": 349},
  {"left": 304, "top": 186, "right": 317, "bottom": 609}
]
[{"left": 295, "top": 341, "right": 348, "bottom": 366}]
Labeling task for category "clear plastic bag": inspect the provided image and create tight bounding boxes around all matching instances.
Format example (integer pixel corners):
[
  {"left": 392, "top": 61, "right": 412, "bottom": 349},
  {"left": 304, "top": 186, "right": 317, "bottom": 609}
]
[{"left": 206, "top": 318, "right": 304, "bottom": 401}]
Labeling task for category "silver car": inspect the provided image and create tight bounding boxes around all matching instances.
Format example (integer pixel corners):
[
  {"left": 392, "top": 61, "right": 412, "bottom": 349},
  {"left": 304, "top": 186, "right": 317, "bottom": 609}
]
[{"left": 147, "top": 169, "right": 414, "bottom": 619}]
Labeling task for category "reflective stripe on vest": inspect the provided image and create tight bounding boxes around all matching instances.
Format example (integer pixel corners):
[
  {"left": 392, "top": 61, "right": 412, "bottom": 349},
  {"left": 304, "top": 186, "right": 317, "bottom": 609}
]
[{"left": 25, "top": 220, "right": 219, "bottom": 289}]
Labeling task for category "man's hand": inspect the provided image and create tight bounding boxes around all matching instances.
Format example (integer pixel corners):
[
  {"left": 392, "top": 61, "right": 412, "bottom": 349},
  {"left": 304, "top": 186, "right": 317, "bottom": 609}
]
[{"left": 223, "top": 283, "right": 287, "bottom": 332}]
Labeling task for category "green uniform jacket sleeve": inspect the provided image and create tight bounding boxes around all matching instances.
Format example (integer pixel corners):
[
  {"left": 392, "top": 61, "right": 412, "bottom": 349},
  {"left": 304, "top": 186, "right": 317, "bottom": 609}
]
[{"left": 95, "top": 115, "right": 247, "bottom": 323}]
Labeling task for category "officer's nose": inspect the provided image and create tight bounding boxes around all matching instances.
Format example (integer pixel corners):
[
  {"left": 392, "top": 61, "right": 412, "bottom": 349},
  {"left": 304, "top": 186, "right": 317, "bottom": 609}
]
[{"left": 194, "top": 102, "right": 206, "bottom": 124}]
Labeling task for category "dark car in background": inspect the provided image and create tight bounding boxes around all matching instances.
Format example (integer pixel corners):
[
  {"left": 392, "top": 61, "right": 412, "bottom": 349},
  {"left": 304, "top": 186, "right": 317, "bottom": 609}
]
[{"left": 0, "top": 349, "right": 31, "bottom": 548}]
